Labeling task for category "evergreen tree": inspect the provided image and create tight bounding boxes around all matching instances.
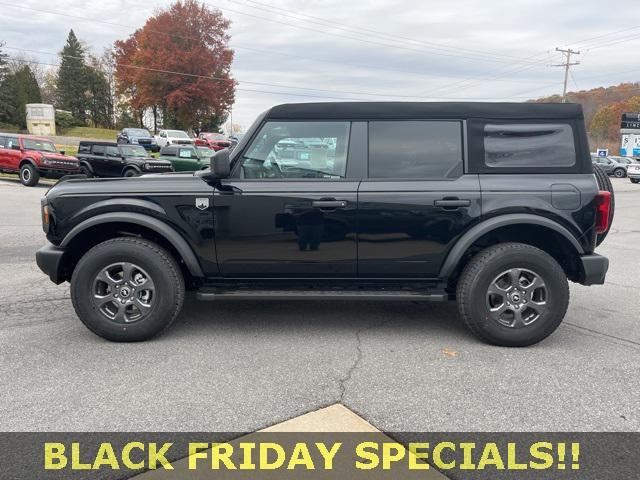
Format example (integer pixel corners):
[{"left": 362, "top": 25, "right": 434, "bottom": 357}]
[
  {"left": 57, "top": 30, "right": 87, "bottom": 122},
  {"left": 85, "top": 65, "right": 112, "bottom": 128},
  {"left": 0, "top": 41, "right": 15, "bottom": 124},
  {"left": 1, "top": 65, "right": 41, "bottom": 128}
]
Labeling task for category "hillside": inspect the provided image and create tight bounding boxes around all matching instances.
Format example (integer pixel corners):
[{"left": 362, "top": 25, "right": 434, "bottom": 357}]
[{"left": 533, "top": 82, "right": 640, "bottom": 153}]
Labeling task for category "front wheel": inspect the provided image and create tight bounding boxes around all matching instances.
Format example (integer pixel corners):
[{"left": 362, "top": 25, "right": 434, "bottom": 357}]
[
  {"left": 71, "top": 237, "right": 185, "bottom": 341},
  {"left": 631, "top": 178, "right": 639, "bottom": 184},
  {"left": 123, "top": 168, "right": 139, "bottom": 177},
  {"left": 613, "top": 168, "right": 626, "bottom": 178},
  {"left": 456, "top": 243, "right": 569, "bottom": 347},
  {"left": 19, "top": 163, "right": 40, "bottom": 186}
]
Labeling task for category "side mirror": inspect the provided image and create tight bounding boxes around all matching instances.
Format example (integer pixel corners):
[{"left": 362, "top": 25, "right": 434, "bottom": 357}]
[
  {"left": 60, "top": 150, "right": 65, "bottom": 155},
  {"left": 211, "top": 148, "right": 230, "bottom": 178}
]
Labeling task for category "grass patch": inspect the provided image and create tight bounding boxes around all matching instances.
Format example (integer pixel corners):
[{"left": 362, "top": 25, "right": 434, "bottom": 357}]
[
  {"left": 55, "top": 144, "right": 79, "bottom": 156},
  {"left": 62, "top": 127, "right": 120, "bottom": 140}
]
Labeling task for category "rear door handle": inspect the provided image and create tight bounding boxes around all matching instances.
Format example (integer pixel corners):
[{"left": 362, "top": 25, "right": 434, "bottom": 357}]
[
  {"left": 434, "top": 198, "right": 471, "bottom": 209},
  {"left": 312, "top": 200, "right": 348, "bottom": 209}
]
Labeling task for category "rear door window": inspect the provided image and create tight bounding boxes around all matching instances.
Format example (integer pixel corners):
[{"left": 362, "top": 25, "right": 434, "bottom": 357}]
[
  {"left": 483, "top": 123, "right": 576, "bottom": 168},
  {"left": 92, "top": 145, "right": 105, "bottom": 156},
  {"left": 368, "top": 121, "right": 463, "bottom": 179}
]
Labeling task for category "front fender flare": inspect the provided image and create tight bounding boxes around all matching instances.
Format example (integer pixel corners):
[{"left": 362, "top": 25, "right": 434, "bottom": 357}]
[
  {"left": 60, "top": 212, "right": 204, "bottom": 278},
  {"left": 439, "top": 214, "right": 585, "bottom": 279}
]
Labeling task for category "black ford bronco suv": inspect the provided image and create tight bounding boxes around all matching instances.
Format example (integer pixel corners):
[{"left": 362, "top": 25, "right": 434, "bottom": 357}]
[
  {"left": 76, "top": 141, "right": 173, "bottom": 178},
  {"left": 36, "top": 102, "right": 612, "bottom": 346}
]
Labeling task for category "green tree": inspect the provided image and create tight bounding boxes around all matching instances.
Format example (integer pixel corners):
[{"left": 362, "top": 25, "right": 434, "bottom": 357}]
[
  {"left": 57, "top": 30, "right": 87, "bottom": 123},
  {"left": 0, "top": 41, "right": 15, "bottom": 124},
  {"left": 1, "top": 65, "right": 41, "bottom": 128},
  {"left": 85, "top": 65, "right": 112, "bottom": 128}
]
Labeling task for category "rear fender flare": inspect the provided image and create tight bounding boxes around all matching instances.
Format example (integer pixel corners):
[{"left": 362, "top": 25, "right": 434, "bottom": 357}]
[{"left": 439, "top": 214, "right": 585, "bottom": 279}]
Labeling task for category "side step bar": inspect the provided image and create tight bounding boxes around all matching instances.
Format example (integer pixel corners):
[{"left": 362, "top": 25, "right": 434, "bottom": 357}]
[{"left": 196, "top": 289, "right": 449, "bottom": 302}]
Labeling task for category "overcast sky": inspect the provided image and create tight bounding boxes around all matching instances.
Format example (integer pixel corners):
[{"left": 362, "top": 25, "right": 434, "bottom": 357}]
[{"left": 1, "top": 0, "right": 639, "bottom": 129}]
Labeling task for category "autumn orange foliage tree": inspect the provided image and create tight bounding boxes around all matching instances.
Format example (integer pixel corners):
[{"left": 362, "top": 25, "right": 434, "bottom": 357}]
[{"left": 113, "top": 0, "right": 235, "bottom": 131}]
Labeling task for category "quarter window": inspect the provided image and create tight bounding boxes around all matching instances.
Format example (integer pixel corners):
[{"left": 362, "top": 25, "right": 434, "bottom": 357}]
[
  {"left": 484, "top": 123, "right": 576, "bottom": 168},
  {"left": 238, "top": 121, "right": 350, "bottom": 179},
  {"left": 368, "top": 121, "right": 463, "bottom": 179}
]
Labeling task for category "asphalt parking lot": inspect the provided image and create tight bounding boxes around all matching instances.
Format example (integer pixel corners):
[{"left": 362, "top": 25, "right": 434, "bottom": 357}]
[{"left": 0, "top": 176, "right": 638, "bottom": 433}]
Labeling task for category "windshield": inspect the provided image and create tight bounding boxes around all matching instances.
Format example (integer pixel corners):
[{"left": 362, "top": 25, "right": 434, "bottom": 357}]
[
  {"left": 205, "top": 133, "right": 225, "bottom": 140},
  {"left": 23, "top": 139, "right": 57, "bottom": 153},
  {"left": 125, "top": 129, "right": 150, "bottom": 137},
  {"left": 196, "top": 147, "right": 214, "bottom": 158},
  {"left": 119, "top": 145, "right": 148, "bottom": 157},
  {"left": 168, "top": 130, "right": 190, "bottom": 139}
]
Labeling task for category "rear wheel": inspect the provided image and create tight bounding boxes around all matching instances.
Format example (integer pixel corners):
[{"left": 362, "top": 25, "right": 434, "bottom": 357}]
[
  {"left": 19, "top": 163, "right": 39, "bottom": 186},
  {"left": 592, "top": 163, "right": 615, "bottom": 246},
  {"left": 456, "top": 243, "right": 569, "bottom": 347},
  {"left": 71, "top": 237, "right": 185, "bottom": 342}
]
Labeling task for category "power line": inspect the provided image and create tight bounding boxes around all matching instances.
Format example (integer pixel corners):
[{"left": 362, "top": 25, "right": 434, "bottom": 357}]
[
  {"left": 0, "top": 1, "right": 547, "bottom": 67},
  {"left": 227, "top": 0, "right": 542, "bottom": 64},
  {"left": 4, "top": 45, "right": 532, "bottom": 101},
  {"left": 7, "top": 55, "right": 554, "bottom": 102},
  {"left": 0, "top": 1, "right": 549, "bottom": 85}
]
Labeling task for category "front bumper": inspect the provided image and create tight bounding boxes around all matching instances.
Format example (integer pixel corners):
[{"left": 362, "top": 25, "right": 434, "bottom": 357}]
[
  {"left": 627, "top": 171, "right": 640, "bottom": 179},
  {"left": 36, "top": 243, "right": 67, "bottom": 284},
  {"left": 578, "top": 254, "right": 608, "bottom": 286}
]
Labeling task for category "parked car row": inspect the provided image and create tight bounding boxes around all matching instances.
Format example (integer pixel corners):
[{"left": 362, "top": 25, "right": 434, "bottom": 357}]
[{"left": 116, "top": 128, "right": 241, "bottom": 152}]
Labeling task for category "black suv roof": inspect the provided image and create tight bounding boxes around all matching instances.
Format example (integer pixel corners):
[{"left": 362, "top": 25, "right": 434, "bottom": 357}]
[
  {"left": 266, "top": 102, "right": 584, "bottom": 120},
  {"left": 78, "top": 141, "right": 118, "bottom": 147}
]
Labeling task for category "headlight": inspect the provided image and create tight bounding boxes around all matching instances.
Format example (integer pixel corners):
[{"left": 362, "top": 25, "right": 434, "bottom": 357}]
[
  {"left": 41, "top": 199, "right": 50, "bottom": 233},
  {"left": 42, "top": 158, "right": 53, "bottom": 165}
]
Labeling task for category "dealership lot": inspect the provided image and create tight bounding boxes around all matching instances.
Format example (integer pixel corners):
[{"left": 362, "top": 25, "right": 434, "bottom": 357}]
[{"left": 0, "top": 176, "right": 638, "bottom": 433}]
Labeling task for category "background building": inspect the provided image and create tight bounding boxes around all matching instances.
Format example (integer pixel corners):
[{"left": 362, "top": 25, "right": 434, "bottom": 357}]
[{"left": 25, "top": 104, "right": 56, "bottom": 136}]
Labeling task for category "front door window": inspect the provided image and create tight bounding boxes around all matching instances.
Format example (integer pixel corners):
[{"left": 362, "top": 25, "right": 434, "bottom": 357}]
[{"left": 237, "top": 122, "right": 350, "bottom": 180}]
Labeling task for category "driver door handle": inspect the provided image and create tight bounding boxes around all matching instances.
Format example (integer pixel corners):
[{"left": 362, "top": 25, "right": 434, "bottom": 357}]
[
  {"left": 434, "top": 198, "right": 471, "bottom": 209},
  {"left": 312, "top": 200, "right": 347, "bottom": 209}
]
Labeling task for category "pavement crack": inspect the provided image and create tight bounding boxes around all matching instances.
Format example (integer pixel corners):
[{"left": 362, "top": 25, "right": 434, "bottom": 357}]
[
  {"left": 337, "top": 319, "right": 390, "bottom": 404},
  {"left": 564, "top": 322, "right": 640, "bottom": 349}
]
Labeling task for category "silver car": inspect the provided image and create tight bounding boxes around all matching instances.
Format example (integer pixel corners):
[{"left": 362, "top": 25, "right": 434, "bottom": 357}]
[{"left": 591, "top": 154, "right": 629, "bottom": 178}]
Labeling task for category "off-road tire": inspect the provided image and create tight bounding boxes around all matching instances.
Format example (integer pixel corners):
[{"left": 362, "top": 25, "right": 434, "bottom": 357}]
[
  {"left": 71, "top": 237, "right": 185, "bottom": 342},
  {"left": 123, "top": 168, "right": 139, "bottom": 178},
  {"left": 593, "top": 163, "right": 614, "bottom": 246},
  {"left": 79, "top": 165, "right": 93, "bottom": 177},
  {"left": 19, "top": 163, "right": 40, "bottom": 186},
  {"left": 456, "top": 243, "right": 569, "bottom": 347}
]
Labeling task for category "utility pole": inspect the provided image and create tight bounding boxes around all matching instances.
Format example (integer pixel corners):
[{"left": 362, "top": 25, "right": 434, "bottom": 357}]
[{"left": 552, "top": 47, "right": 580, "bottom": 102}]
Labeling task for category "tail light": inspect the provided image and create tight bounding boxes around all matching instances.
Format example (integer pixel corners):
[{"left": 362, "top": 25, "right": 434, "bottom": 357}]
[{"left": 595, "top": 191, "right": 611, "bottom": 234}]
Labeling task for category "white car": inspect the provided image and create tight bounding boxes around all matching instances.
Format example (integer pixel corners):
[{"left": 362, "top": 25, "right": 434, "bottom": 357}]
[
  {"left": 627, "top": 161, "right": 640, "bottom": 184},
  {"left": 155, "top": 129, "right": 195, "bottom": 148}
]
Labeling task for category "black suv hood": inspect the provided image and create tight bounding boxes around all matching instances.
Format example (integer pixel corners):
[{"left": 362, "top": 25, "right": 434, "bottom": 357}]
[{"left": 46, "top": 171, "right": 208, "bottom": 199}]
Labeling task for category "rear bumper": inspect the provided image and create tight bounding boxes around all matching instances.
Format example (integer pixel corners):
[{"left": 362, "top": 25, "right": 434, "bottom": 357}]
[
  {"left": 35, "top": 243, "right": 67, "bottom": 284},
  {"left": 578, "top": 254, "right": 609, "bottom": 286}
]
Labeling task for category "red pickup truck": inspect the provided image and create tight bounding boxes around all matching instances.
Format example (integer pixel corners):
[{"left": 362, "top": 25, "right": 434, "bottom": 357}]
[{"left": 0, "top": 133, "right": 80, "bottom": 186}]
